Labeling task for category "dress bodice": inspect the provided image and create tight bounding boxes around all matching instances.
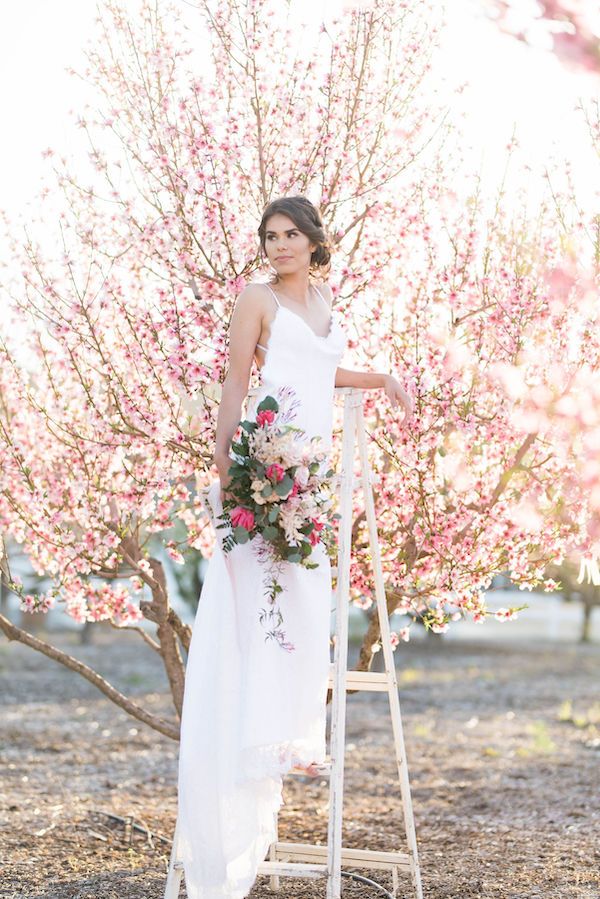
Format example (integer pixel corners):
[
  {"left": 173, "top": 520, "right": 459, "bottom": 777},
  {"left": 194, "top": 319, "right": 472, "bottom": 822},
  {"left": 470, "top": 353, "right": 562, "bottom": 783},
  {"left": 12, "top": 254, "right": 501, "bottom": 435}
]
[{"left": 245, "top": 283, "right": 347, "bottom": 452}]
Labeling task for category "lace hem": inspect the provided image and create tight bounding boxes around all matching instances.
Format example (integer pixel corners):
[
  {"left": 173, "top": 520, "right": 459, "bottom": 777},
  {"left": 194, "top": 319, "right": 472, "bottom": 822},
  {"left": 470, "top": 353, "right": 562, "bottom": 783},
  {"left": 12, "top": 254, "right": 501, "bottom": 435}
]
[{"left": 237, "top": 737, "right": 327, "bottom": 783}]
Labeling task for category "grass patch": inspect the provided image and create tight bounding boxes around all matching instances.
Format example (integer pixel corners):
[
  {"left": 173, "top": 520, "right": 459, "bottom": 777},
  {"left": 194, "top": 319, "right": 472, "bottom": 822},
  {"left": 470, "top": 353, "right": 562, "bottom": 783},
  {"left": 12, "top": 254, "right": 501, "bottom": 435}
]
[
  {"left": 398, "top": 667, "right": 421, "bottom": 685},
  {"left": 515, "top": 720, "right": 557, "bottom": 756}
]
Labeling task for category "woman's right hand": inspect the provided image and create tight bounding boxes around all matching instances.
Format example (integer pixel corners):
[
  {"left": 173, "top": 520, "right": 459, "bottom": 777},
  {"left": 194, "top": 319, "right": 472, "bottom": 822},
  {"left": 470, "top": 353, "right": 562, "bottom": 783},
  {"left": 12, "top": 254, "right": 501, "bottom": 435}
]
[{"left": 214, "top": 453, "right": 233, "bottom": 505}]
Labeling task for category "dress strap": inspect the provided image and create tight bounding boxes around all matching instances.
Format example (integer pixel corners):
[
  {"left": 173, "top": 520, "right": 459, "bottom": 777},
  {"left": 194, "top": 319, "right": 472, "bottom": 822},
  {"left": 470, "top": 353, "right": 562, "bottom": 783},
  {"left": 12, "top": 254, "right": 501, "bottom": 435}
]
[
  {"left": 264, "top": 283, "right": 281, "bottom": 307},
  {"left": 312, "top": 284, "right": 331, "bottom": 311},
  {"left": 256, "top": 342, "right": 268, "bottom": 351}
]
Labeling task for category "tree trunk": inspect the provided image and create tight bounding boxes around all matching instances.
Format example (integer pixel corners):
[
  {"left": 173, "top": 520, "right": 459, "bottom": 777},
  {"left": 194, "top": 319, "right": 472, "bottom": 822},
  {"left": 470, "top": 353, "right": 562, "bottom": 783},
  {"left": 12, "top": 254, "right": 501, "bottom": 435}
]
[{"left": 581, "top": 600, "right": 592, "bottom": 643}]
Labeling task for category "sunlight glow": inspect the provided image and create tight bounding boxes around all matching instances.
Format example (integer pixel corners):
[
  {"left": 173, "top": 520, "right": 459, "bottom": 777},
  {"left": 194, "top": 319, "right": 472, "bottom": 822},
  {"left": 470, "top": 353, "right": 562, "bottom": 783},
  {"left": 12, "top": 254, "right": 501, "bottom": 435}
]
[{"left": 0, "top": 0, "right": 597, "bottom": 248}]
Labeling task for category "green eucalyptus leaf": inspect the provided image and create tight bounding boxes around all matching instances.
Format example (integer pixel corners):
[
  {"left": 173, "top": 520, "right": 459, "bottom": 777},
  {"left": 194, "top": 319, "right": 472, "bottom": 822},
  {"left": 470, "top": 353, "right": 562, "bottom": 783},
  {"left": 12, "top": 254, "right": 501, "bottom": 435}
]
[
  {"left": 256, "top": 395, "right": 279, "bottom": 413},
  {"left": 275, "top": 476, "right": 294, "bottom": 497}
]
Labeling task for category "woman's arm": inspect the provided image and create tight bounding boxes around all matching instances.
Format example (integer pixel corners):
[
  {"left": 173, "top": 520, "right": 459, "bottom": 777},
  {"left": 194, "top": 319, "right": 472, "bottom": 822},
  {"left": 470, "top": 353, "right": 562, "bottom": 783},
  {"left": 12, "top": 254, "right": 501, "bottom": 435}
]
[
  {"left": 212, "top": 286, "right": 266, "bottom": 495},
  {"left": 334, "top": 367, "right": 414, "bottom": 424},
  {"left": 319, "top": 283, "right": 414, "bottom": 425},
  {"left": 334, "top": 367, "right": 386, "bottom": 389}
]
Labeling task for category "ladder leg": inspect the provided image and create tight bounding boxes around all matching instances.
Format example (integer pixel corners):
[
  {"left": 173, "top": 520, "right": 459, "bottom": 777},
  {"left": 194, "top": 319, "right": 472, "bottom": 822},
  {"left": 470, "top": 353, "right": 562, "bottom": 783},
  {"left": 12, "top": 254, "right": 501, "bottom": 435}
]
[
  {"left": 392, "top": 864, "right": 399, "bottom": 897},
  {"left": 269, "top": 806, "right": 281, "bottom": 891},
  {"left": 170, "top": 390, "right": 425, "bottom": 898},
  {"left": 326, "top": 392, "right": 359, "bottom": 899},
  {"left": 355, "top": 402, "right": 423, "bottom": 899},
  {"left": 164, "top": 815, "right": 184, "bottom": 899}
]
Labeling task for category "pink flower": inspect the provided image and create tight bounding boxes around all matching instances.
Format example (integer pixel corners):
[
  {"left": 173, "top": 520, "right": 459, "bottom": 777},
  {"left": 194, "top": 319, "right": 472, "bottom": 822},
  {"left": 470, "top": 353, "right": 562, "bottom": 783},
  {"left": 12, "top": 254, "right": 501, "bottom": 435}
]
[
  {"left": 230, "top": 506, "right": 255, "bottom": 531},
  {"left": 309, "top": 518, "right": 324, "bottom": 546},
  {"left": 266, "top": 463, "right": 286, "bottom": 483},
  {"left": 290, "top": 481, "right": 300, "bottom": 497},
  {"left": 494, "top": 607, "right": 518, "bottom": 621},
  {"left": 256, "top": 409, "right": 276, "bottom": 427}
]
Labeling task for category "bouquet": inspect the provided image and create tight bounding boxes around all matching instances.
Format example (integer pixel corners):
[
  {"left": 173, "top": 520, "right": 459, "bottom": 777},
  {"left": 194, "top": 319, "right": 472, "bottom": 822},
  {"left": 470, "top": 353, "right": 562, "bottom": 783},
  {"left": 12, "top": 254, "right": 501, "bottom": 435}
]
[{"left": 216, "top": 388, "right": 339, "bottom": 652}]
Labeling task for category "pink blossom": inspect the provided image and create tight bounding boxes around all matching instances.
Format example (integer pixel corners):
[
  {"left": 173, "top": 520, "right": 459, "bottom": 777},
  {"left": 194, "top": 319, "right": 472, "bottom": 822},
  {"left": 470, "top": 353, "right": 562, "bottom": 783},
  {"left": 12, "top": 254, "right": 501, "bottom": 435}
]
[
  {"left": 494, "top": 607, "right": 519, "bottom": 622},
  {"left": 266, "top": 463, "right": 286, "bottom": 483},
  {"left": 309, "top": 518, "right": 324, "bottom": 546},
  {"left": 230, "top": 506, "right": 255, "bottom": 531},
  {"left": 256, "top": 409, "right": 276, "bottom": 427},
  {"left": 166, "top": 542, "right": 185, "bottom": 564}
]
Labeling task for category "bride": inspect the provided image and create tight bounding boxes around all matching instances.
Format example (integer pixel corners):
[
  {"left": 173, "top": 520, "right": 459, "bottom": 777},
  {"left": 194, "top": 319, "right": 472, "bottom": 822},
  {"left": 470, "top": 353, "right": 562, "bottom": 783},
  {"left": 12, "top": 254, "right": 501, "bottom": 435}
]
[{"left": 176, "top": 194, "right": 413, "bottom": 898}]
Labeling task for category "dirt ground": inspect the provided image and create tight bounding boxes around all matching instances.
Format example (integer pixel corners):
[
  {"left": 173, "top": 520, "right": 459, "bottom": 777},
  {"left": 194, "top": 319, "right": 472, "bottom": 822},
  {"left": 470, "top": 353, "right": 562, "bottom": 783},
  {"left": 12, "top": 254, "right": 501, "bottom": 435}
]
[{"left": 1, "top": 625, "right": 599, "bottom": 899}]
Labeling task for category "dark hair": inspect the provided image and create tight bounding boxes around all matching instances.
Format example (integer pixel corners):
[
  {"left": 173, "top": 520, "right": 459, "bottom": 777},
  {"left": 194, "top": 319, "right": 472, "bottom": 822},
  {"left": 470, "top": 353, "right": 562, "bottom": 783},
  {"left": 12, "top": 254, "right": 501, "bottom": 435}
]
[{"left": 257, "top": 195, "right": 332, "bottom": 279}]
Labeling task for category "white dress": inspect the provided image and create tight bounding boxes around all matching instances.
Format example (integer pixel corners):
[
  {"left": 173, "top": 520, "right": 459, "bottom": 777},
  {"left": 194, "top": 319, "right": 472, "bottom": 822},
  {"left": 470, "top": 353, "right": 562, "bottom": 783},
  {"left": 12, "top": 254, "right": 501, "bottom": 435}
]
[{"left": 177, "top": 282, "right": 347, "bottom": 898}]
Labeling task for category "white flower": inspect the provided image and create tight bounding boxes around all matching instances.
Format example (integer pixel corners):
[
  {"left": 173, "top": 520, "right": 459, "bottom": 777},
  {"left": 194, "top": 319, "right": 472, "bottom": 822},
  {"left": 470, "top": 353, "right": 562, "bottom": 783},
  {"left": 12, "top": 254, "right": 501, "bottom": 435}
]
[
  {"left": 251, "top": 478, "right": 271, "bottom": 505},
  {"left": 298, "top": 493, "right": 318, "bottom": 519},
  {"left": 279, "top": 500, "right": 305, "bottom": 545},
  {"left": 278, "top": 433, "right": 305, "bottom": 467},
  {"left": 294, "top": 464, "right": 310, "bottom": 488}
]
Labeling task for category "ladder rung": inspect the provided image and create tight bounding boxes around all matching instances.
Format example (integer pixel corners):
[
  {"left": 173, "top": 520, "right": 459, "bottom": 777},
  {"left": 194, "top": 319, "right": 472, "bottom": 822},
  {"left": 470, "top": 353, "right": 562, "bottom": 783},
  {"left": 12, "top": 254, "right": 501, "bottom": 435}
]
[
  {"left": 332, "top": 474, "right": 380, "bottom": 489},
  {"left": 271, "top": 840, "right": 412, "bottom": 872},
  {"left": 171, "top": 391, "right": 423, "bottom": 899},
  {"left": 328, "top": 665, "right": 393, "bottom": 692},
  {"left": 257, "top": 860, "right": 328, "bottom": 878}
]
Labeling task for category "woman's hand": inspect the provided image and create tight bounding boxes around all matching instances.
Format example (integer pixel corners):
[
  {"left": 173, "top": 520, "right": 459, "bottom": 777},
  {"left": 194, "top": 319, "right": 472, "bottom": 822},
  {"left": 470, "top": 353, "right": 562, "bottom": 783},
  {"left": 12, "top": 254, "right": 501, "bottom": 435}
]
[
  {"left": 213, "top": 453, "right": 234, "bottom": 505},
  {"left": 383, "top": 375, "right": 414, "bottom": 427}
]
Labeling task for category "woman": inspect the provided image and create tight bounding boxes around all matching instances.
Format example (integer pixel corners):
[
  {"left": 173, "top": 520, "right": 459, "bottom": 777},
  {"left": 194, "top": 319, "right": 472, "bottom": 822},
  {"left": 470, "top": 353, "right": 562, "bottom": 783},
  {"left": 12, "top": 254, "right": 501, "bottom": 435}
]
[{"left": 177, "top": 195, "right": 413, "bottom": 899}]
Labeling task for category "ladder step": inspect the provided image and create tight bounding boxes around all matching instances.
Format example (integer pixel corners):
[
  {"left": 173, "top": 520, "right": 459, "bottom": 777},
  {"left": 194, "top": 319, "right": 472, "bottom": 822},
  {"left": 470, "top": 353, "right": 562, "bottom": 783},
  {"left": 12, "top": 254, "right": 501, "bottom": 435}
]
[
  {"left": 331, "top": 474, "right": 380, "bottom": 489},
  {"left": 257, "top": 860, "right": 328, "bottom": 878},
  {"left": 271, "top": 840, "right": 412, "bottom": 872},
  {"left": 328, "top": 665, "right": 394, "bottom": 692}
]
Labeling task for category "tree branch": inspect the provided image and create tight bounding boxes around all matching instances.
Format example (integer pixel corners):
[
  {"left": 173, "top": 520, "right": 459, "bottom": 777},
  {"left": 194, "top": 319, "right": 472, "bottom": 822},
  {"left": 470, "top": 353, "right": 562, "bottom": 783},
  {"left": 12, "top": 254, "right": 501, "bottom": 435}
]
[{"left": 0, "top": 613, "right": 179, "bottom": 741}]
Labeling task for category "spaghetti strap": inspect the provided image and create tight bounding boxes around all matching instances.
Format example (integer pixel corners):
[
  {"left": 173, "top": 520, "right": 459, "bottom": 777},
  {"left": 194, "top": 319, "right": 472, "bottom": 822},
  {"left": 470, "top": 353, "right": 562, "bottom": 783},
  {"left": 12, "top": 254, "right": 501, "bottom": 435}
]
[
  {"left": 312, "top": 284, "right": 331, "bottom": 312},
  {"left": 264, "top": 283, "right": 281, "bottom": 307}
]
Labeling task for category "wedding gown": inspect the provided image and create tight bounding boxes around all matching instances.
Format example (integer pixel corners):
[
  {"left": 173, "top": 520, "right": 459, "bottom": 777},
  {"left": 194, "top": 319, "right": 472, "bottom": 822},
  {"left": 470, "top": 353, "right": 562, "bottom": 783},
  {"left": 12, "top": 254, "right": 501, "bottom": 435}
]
[{"left": 176, "top": 281, "right": 347, "bottom": 898}]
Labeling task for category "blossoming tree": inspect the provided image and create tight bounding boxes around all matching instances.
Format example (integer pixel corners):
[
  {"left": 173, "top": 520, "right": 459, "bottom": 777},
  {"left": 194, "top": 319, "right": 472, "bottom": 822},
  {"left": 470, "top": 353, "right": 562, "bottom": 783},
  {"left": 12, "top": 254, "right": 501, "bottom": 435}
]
[
  {"left": 0, "top": 0, "right": 596, "bottom": 736},
  {"left": 486, "top": 0, "right": 600, "bottom": 75}
]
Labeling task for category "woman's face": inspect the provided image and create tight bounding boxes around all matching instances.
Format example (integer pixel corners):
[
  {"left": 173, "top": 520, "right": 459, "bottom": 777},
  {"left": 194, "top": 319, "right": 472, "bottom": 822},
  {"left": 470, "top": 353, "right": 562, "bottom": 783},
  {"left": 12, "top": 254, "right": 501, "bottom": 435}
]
[{"left": 263, "top": 213, "right": 316, "bottom": 276}]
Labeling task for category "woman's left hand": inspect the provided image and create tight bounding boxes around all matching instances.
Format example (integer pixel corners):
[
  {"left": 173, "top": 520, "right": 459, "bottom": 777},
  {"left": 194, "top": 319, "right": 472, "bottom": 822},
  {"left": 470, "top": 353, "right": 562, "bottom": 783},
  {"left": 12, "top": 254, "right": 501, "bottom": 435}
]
[{"left": 383, "top": 375, "right": 414, "bottom": 427}]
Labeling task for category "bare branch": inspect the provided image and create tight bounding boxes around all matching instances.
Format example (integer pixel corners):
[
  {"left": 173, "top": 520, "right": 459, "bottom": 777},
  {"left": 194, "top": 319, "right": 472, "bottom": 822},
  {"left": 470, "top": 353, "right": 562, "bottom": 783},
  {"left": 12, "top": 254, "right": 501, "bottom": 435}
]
[{"left": 0, "top": 613, "right": 179, "bottom": 741}]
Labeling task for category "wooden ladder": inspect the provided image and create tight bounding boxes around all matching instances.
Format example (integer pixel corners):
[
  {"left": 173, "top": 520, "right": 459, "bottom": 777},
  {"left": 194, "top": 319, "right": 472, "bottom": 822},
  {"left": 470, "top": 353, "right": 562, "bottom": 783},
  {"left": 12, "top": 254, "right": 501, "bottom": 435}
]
[{"left": 165, "top": 387, "right": 423, "bottom": 899}]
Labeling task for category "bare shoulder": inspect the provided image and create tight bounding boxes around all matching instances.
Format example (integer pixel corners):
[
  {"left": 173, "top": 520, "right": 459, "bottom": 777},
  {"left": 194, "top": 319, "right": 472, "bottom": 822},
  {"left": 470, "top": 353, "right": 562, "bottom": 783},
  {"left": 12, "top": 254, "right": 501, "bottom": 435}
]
[{"left": 233, "top": 281, "right": 271, "bottom": 319}]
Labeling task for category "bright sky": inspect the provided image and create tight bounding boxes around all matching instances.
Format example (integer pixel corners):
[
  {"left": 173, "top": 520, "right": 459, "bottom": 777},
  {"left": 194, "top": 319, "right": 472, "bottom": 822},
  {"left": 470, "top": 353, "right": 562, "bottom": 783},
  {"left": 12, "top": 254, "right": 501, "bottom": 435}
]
[
  {"left": 0, "top": 0, "right": 598, "bottom": 270},
  {"left": 437, "top": 0, "right": 600, "bottom": 217}
]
